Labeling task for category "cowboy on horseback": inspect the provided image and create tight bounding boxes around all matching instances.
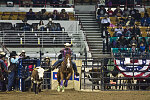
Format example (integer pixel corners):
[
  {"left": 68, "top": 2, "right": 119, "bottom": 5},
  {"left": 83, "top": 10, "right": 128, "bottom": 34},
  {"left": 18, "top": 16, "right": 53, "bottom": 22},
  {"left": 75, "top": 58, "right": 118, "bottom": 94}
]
[{"left": 52, "top": 43, "right": 79, "bottom": 76}]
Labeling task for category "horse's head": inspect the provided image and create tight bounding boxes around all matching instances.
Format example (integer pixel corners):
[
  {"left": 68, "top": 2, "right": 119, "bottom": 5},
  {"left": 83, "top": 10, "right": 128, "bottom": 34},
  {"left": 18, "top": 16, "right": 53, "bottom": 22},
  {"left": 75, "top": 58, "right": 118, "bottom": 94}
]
[{"left": 64, "top": 54, "right": 71, "bottom": 68}]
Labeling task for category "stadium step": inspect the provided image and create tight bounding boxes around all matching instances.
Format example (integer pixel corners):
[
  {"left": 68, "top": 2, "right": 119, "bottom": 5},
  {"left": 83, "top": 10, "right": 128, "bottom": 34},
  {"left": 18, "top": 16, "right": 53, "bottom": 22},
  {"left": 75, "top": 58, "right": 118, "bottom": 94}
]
[{"left": 76, "top": 11, "right": 103, "bottom": 58}]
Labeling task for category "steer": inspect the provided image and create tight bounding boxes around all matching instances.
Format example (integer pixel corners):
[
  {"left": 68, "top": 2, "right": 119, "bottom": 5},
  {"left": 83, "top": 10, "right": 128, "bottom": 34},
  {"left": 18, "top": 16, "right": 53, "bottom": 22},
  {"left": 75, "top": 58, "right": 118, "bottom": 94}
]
[{"left": 31, "top": 66, "right": 45, "bottom": 94}]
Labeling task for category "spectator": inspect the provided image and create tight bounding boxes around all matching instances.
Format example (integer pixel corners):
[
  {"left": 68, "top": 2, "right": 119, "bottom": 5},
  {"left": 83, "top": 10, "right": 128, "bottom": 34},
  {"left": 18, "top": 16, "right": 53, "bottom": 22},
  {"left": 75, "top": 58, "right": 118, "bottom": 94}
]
[
  {"left": 129, "top": 7, "right": 136, "bottom": 17},
  {"left": 107, "top": 7, "right": 113, "bottom": 17},
  {"left": 8, "top": 51, "right": 19, "bottom": 91},
  {"left": 46, "top": 18, "right": 53, "bottom": 30},
  {"left": 123, "top": 6, "right": 130, "bottom": 17},
  {"left": 106, "top": 0, "right": 112, "bottom": 7},
  {"left": 36, "top": 9, "right": 48, "bottom": 20},
  {"left": 20, "top": 50, "right": 27, "bottom": 59},
  {"left": 101, "top": 14, "right": 111, "bottom": 35},
  {"left": 139, "top": 42, "right": 146, "bottom": 54},
  {"left": 126, "top": 16, "right": 135, "bottom": 26},
  {"left": 123, "top": 25, "right": 132, "bottom": 37},
  {"left": 133, "top": 10, "right": 141, "bottom": 22},
  {"left": 97, "top": 5, "right": 106, "bottom": 18},
  {"left": 129, "top": 36, "right": 137, "bottom": 47},
  {"left": 117, "top": 35, "right": 127, "bottom": 48},
  {"left": 141, "top": 13, "right": 150, "bottom": 26},
  {"left": 26, "top": 9, "right": 36, "bottom": 20},
  {"left": 56, "top": 23, "right": 62, "bottom": 31},
  {"left": 114, "top": 6, "right": 123, "bottom": 17},
  {"left": 51, "top": 10, "right": 60, "bottom": 20},
  {"left": 60, "top": 9, "right": 69, "bottom": 20},
  {"left": 22, "top": 19, "right": 31, "bottom": 31},
  {"left": 50, "top": 0, "right": 59, "bottom": 7},
  {"left": 114, "top": 24, "right": 124, "bottom": 37},
  {"left": 21, "top": 0, "right": 33, "bottom": 7},
  {"left": 131, "top": 24, "right": 141, "bottom": 37},
  {"left": 0, "top": 52, "right": 7, "bottom": 91},
  {"left": 131, "top": 43, "right": 137, "bottom": 53},
  {"left": 38, "top": 20, "right": 46, "bottom": 31}
]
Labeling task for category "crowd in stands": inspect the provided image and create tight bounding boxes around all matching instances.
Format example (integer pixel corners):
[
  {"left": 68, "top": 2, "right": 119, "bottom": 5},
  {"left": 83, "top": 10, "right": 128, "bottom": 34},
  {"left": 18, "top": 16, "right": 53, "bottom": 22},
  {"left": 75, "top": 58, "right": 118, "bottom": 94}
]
[
  {"left": 26, "top": 9, "right": 69, "bottom": 20},
  {"left": 98, "top": 5, "right": 150, "bottom": 54}
]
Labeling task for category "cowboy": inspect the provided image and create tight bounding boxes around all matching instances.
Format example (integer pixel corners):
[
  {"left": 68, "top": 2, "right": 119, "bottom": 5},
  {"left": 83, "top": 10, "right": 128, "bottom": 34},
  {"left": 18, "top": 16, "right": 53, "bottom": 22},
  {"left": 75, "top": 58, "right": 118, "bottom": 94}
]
[
  {"left": 52, "top": 43, "right": 79, "bottom": 76},
  {"left": 0, "top": 51, "right": 8, "bottom": 91},
  {"left": 7, "top": 51, "right": 19, "bottom": 91}
]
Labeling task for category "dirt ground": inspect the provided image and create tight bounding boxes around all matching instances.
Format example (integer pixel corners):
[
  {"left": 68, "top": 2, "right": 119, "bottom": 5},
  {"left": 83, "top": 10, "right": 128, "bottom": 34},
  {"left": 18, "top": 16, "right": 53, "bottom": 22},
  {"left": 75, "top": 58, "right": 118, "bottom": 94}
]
[{"left": 0, "top": 89, "right": 150, "bottom": 100}]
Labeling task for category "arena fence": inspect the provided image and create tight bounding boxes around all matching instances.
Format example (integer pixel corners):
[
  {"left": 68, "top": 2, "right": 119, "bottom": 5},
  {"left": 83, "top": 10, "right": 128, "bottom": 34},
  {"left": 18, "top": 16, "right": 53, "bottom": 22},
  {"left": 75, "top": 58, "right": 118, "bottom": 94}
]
[{"left": 81, "top": 54, "right": 150, "bottom": 91}]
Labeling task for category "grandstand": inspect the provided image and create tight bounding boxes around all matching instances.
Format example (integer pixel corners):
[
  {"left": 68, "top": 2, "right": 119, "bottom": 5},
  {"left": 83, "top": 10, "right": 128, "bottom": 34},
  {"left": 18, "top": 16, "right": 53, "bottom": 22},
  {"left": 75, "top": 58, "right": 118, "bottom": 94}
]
[{"left": 0, "top": 0, "right": 150, "bottom": 93}]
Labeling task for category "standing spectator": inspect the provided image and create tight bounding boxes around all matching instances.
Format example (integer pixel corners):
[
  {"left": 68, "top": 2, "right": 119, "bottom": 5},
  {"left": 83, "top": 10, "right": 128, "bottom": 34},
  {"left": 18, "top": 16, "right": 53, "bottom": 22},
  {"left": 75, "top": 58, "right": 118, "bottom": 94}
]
[
  {"left": 129, "top": 7, "right": 137, "bottom": 17},
  {"left": 26, "top": 9, "right": 35, "bottom": 20},
  {"left": 101, "top": 14, "right": 111, "bottom": 36},
  {"left": 131, "top": 24, "right": 141, "bottom": 37},
  {"left": 7, "top": 51, "right": 19, "bottom": 91},
  {"left": 123, "top": 6, "right": 130, "bottom": 17},
  {"left": 0, "top": 52, "right": 7, "bottom": 91},
  {"left": 114, "top": 24, "right": 124, "bottom": 37},
  {"left": 51, "top": 10, "right": 60, "bottom": 20},
  {"left": 60, "top": 9, "right": 69, "bottom": 20},
  {"left": 38, "top": 20, "right": 46, "bottom": 31},
  {"left": 113, "top": 6, "right": 123, "bottom": 17},
  {"left": 107, "top": 7, "right": 114, "bottom": 17},
  {"left": 97, "top": 5, "right": 106, "bottom": 19}
]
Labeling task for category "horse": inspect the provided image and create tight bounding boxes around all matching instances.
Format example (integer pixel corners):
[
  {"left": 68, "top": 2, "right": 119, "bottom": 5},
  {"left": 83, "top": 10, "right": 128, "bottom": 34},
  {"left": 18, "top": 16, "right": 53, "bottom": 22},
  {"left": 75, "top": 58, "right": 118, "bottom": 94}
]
[{"left": 57, "top": 54, "right": 73, "bottom": 92}]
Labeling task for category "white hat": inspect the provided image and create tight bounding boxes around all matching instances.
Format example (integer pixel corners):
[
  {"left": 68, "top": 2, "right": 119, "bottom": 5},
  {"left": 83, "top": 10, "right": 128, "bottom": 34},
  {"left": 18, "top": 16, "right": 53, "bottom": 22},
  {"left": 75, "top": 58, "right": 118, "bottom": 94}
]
[
  {"left": 49, "top": 18, "right": 52, "bottom": 21},
  {"left": 64, "top": 43, "right": 71, "bottom": 46},
  {"left": 22, "top": 50, "right": 25, "bottom": 53}
]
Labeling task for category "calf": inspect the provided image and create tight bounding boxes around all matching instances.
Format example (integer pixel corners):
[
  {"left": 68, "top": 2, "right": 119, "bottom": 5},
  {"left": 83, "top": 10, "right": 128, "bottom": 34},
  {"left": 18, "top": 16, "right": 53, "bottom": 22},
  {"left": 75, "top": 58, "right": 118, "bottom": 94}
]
[{"left": 31, "top": 67, "right": 45, "bottom": 94}]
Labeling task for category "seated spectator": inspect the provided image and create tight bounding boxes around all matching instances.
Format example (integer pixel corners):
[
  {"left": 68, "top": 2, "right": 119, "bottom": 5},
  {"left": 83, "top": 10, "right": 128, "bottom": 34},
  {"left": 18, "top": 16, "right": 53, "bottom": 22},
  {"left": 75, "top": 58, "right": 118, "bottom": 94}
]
[
  {"left": 101, "top": 14, "right": 111, "bottom": 34},
  {"left": 36, "top": 9, "right": 48, "bottom": 20},
  {"left": 123, "top": 6, "right": 130, "bottom": 17},
  {"left": 51, "top": 23, "right": 57, "bottom": 31},
  {"left": 139, "top": 37, "right": 147, "bottom": 47},
  {"left": 21, "top": 0, "right": 33, "bottom": 7},
  {"left": 129, "top": 7, "right": 137, "bottom": 17},
  {"left": 60, "top": 9, "right": 69, "bottom": 20},
  {"left": 106, "top": 0, "right": 112, "bottom": 7},
  {"left": 114, "top": 24, "right": 124, "bottom": 37},
  {"left": 46, "top": 18, "right": 53, "bottom": 30},
  {"left": 117, "top": 35, "right": 127, "bottom": 48},
  {"left": 50, "top": 0, "right": 59, "bottom": 7},
  {"left": 56, "top": 23, "right": 62, "bottom": 31},
  {"left": 141, "top": 14, "right": 150, "bottom": 26},
  {"left": 113, "top": 6, "right": 123, "bottom": 17},
  {"left": 26, "top": 9, "right": 36, "bottom": 20},
  {"left": 131, "top": 43, "right": 137, "bottom": 53},
  {"left": 38, "top": 20, "right": 46, "bottom": 31},
  {"left": 123, "top": 25, "right": 132, "bottom": 37},
  {"left": 97, "top": 5, "right": 106, "bottom": 18},
  {"left": 107, "top": 7, "right": 113, "bottom": 17},
  {"left": 131, "top": 24, "right": 141, "bottom": 37},
  {"left": 22, "top": 19, "right": 31, "bottom": 31},
  {"left": 126, "top": 16, "right": 135, "bottom": 26},
  {"left": 33, "top": 0, "right": 44, "bottom": 7},
  {"left": 118, "top": 18, "right": 126, "bottom": 26},
  {"left": 51, "top": 10, "right": 60, "bottom": 20},
  {"left": 139, "top": 42, "right": 146, "bottom": 54},
  {"left": 133, "top": 10, "right": 141, "bottom": 22},
  {"left": 129, "top": 36, "right": 137, "bottom": 47}
]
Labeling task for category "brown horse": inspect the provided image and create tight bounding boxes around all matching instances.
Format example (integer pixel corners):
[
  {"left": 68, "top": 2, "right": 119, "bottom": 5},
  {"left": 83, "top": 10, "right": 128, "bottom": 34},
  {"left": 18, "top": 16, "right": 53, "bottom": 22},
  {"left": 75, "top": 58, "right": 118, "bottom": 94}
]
[{"left": 57, "top": 54, "right": 73, "bottom": 92}]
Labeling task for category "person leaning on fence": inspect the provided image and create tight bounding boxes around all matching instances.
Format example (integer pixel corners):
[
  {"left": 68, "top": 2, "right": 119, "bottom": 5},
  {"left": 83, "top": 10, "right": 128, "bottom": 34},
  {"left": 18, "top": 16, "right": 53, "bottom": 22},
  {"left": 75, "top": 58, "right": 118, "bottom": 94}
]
[
  {"left": 7, "top": 51, "right": 19, "bottom": 91},
  {"left": 51, "top": 43, "right": 79, "bottom": 76},
  {"left": 0, "top": 51, "right": 8, "bottom": 91}
]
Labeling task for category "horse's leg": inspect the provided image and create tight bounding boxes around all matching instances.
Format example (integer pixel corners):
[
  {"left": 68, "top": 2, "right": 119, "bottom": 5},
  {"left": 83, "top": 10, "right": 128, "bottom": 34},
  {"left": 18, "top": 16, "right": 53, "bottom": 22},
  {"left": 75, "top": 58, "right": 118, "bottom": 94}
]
[
  {"left": 65, "top": 71, "right": 72, "bottom": 87},
  {"left": 57, "top": 70, "right": 61, "bottom": 92},
  {"left": 60, "top": 72, "right": 64, "bottom": 87}
]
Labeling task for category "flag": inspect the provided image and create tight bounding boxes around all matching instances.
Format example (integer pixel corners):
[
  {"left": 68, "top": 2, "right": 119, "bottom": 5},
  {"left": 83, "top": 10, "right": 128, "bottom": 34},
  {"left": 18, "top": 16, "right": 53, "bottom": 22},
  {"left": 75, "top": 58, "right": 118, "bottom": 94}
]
[
  {"left": 114, "top": 58, "right": 150, "bottom": 77},
  {"left": 53, "top": 72, "right": 73, "bottom": 80}
]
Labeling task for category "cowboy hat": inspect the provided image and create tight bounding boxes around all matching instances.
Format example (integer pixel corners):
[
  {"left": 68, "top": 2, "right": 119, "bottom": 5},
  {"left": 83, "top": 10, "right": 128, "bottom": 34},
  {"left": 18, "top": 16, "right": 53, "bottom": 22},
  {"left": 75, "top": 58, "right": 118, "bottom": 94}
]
[
  {"left": 22, "top": 50, "right": 25, "bottom": 53},
  {"left": 64, "top": 43, "right": 71, "bottom": 47},
  {"left": 10, "top": 51, "right": 17, "bottom": 57},
  {"left": 132, "top": 43, "right": 136, "bottom": 46}
]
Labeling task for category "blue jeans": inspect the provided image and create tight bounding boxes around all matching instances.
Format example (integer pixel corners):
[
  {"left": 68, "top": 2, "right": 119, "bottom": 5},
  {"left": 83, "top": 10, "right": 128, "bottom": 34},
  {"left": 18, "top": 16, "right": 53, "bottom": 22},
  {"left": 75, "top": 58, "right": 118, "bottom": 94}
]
[
  {"left": 8, "top": 71, "right": 15, "bottom": 91},
  {"left": 53, "top": 58, "right": 77, "bottom": 72}
]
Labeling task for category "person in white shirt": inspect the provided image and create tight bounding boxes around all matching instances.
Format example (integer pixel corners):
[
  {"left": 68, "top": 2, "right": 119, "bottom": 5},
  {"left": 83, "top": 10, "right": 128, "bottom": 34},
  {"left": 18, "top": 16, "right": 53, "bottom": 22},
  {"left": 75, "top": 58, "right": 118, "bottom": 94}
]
[
  {"left": 101, "top": 14, "right": 111, "bottom": 37},
  {"left": 114, "top": 24, "right": 124, "bottom": 37},
  {"left": 38, "top": 20, "right": 46, "bottom": 31}
]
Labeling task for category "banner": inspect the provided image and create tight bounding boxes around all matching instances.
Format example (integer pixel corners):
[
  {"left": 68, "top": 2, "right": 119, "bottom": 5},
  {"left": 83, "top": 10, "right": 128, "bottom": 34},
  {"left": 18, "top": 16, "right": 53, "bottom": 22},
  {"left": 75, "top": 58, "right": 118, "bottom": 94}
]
[{"left": 114, "top": 58, "right": 150, "bottom": 77}]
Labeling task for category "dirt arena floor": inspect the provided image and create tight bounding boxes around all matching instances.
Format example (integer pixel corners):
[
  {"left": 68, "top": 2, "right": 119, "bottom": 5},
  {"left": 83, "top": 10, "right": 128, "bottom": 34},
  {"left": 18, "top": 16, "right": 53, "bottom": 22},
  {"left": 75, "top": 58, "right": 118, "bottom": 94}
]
[{"left": 0, "top": 89, "right": 150, "bottom": 100}]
